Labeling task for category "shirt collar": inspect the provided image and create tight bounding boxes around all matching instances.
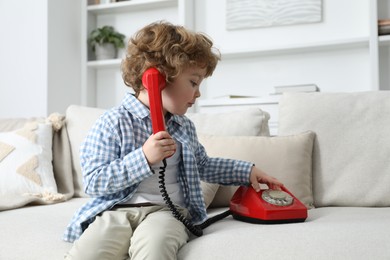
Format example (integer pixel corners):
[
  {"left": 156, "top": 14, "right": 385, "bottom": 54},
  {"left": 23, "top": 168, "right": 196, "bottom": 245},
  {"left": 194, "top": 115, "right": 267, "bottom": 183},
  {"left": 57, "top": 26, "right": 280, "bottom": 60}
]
[{"left": 122, "top": 93, "right": 150, "bottom": 119}]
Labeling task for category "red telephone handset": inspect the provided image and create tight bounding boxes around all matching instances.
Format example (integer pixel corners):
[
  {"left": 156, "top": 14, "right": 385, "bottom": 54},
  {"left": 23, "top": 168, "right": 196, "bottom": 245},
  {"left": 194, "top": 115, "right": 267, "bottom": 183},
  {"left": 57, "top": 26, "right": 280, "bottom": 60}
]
[
  {"left": 142, "top": 67, "right": 166, "bottom": 134},
  {"left": 141, "top": 67, "right": 204, "bottom": 236}
]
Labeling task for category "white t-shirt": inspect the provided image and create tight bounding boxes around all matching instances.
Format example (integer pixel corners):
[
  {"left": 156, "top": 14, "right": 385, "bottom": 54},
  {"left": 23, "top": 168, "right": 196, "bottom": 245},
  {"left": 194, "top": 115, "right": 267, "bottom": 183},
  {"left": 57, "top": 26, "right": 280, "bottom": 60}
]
[{"left": 122, "top": 141, "right": 185, "bottom": 207}]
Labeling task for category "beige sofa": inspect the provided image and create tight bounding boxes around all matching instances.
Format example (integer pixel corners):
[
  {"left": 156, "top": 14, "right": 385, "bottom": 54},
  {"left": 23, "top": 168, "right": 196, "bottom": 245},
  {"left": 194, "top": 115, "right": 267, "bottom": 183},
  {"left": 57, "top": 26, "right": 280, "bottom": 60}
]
[{"left": 1, "top": 91, "right": 389, "bottom": 260}]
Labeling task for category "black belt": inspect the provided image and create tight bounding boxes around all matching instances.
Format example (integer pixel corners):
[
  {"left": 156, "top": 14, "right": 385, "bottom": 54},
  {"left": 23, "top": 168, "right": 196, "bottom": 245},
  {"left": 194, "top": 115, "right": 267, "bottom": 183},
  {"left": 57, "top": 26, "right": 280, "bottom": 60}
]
[{"left": 113, "top": 202, "right": 158, "bottom": 208}]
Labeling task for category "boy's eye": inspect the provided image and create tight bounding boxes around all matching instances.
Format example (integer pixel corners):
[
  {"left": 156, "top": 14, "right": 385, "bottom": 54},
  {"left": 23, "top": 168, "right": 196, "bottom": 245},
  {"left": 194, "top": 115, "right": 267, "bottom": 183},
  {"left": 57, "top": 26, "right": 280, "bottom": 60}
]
[{"left": 190, "top": 81, "right": 198, "bottom": 87}]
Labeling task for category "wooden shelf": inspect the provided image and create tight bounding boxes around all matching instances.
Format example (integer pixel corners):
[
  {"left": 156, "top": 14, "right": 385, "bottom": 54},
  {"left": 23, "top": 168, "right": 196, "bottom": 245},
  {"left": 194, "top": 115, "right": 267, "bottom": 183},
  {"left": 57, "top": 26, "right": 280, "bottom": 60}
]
[{"left": 87, "top": 0, "right": 177, "bottom": 14}]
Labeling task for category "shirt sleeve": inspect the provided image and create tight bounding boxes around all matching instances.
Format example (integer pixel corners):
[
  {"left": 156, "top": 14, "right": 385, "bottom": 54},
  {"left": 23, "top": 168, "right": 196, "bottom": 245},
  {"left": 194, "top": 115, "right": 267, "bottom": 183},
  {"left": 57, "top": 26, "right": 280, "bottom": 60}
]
[
  {"left": 195, "top": 141, "right": 253, "bottom": 186},
  {"left": 80, "top": 116, "right": 152, "bottom": 197},
  {"left": 184, "top": 119, "right": 253, "bottom": 186}
]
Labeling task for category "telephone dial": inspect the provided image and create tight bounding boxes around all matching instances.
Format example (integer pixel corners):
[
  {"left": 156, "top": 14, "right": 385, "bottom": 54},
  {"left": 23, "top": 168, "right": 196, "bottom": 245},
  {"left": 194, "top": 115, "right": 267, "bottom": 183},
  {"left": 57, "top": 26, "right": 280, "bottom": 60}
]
[{"left": 142, "top": 67, "right": 308, "bottom": 237}]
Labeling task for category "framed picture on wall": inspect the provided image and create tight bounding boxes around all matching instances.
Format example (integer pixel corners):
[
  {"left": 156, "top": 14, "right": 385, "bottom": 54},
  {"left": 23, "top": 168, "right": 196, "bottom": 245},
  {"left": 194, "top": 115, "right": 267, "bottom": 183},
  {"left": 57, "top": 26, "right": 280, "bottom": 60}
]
[{"left": 226, "top": 0, "right": 322, "bottom": 30}]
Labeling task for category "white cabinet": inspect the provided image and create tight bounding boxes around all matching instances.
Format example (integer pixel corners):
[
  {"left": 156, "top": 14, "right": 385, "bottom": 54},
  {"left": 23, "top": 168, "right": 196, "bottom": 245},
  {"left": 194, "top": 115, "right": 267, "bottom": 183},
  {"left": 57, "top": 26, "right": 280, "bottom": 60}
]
[{"left": 81, "top": 0, "right": 194, "bottom": 108}]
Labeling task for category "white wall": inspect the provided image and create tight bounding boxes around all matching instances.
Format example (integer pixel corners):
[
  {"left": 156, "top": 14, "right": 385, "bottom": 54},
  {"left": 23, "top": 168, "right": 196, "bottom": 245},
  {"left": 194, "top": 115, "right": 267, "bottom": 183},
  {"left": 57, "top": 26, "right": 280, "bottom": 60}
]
[
  {"left": 47, "top": 0, "right": 82, "bottom": 117},
  {"left": 0, "top": 0, "right": 81, "bottom": 118},
  {"left": 0, "top": 0, "right": 48, "bottom": 117},
  {"left": 193, "top": 0, "right": 371, "bottom": 99},
  {"left": 196, "top": 0, "right": 369, "bottom": 52},
  {"left": 0, "top": 0, "right": 378, "bottom": 117}
]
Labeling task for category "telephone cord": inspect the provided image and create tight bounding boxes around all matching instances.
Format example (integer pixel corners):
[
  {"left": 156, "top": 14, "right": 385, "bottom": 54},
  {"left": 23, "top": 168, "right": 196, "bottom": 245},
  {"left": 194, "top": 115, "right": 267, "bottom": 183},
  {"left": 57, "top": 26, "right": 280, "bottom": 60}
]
[{"left": 157, "top": 159, "right": 231, "bottom": 237}]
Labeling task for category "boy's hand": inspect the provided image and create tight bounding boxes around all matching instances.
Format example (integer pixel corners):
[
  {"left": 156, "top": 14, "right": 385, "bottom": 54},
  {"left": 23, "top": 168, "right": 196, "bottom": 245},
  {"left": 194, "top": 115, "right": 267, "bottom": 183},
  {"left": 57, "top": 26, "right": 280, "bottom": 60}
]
[
  {"left": 142, "top": 131, "right": 176, "bottom": 165},
  {"left": 249, "top": 166, "right": 283, "bottom": 192}
]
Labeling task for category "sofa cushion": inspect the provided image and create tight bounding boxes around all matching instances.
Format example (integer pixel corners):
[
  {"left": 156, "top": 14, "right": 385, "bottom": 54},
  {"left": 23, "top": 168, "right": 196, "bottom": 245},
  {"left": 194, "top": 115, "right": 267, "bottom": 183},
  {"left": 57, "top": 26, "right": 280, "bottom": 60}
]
[
  {"left": 52, "top": 119, "right": 75, "bottom": 201},
  {"left": 0, "top": 119, "right": 67, "bottom": 211},
  {"left": 178, "top": 207, "right": 390, "bottom": 260},
  {"left": 278, "top": 91, "right": 390, "bottom": 207},
  {"left": 186, "top": 108, "right": 270, "bottom": 136},
  {"left": 0, "top": 197, "right": 89, "bottom": 259},
  {"left": 65, "top": 105, "right": 106, "bottom": 197},
  {"left": 198, "top": 131, "right": 315, "bottom": 209}
]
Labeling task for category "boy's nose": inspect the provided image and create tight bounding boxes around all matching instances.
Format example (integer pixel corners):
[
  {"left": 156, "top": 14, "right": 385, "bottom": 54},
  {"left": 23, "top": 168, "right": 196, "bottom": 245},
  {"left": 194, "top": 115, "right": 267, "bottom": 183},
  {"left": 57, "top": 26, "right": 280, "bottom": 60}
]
[{"left": 195, "top": 89, "right": 201, "bottom": 98}]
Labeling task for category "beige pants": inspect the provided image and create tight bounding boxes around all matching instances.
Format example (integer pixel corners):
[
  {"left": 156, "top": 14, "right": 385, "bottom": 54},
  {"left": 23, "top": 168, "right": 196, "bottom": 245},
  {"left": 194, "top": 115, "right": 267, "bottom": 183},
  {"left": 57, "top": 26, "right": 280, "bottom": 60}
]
[{"left": 65, "top": 205, "right": 189, "bottom": 260}]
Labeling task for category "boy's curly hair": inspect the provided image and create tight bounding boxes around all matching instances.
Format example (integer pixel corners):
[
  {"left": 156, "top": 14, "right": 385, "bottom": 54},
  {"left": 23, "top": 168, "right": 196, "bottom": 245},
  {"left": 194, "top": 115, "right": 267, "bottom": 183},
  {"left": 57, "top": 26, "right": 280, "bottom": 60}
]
[{"left": 121, "top": 21, "right": 221, "bottom": 96}]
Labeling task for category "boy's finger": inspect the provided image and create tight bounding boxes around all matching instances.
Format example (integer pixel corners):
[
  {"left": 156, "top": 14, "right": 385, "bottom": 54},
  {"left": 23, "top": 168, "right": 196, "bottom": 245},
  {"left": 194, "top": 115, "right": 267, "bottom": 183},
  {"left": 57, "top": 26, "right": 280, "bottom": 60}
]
[
  {"left": 250, "top": 179, "right": 261, "bottom": 192},
  {"left": 154, "top": 131, "right": 171, "bottom": 140}
]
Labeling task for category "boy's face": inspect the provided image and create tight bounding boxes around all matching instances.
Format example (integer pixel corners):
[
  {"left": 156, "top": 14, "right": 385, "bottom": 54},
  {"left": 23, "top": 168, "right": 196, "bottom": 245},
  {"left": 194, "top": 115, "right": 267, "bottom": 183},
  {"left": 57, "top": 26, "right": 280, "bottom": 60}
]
[{"left": 162, "top": 66, "right": 206, "bottom": 116}]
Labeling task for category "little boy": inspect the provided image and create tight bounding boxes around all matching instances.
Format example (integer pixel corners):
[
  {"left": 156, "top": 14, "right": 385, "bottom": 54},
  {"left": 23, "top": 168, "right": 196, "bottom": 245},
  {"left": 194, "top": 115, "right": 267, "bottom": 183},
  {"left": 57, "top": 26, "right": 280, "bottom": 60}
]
[{"left": 63, "top": 21, "right": 282, "bottom": 260}]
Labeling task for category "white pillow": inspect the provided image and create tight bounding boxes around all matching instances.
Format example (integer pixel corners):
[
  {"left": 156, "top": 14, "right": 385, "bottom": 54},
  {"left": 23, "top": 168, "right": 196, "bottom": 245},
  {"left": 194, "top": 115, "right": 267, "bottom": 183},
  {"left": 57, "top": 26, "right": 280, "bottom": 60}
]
[
  {"left": 199, "top": 131, "right": 315, "bottom": 209},
  {"left": 186, "top": 108, "right": 270, "bottom": 136},
  {"left": 278, "top": 92, "right": 390, "bottom": 207},
  {"left": 0, "top": 121, "right": 59, "bottom": 201}
]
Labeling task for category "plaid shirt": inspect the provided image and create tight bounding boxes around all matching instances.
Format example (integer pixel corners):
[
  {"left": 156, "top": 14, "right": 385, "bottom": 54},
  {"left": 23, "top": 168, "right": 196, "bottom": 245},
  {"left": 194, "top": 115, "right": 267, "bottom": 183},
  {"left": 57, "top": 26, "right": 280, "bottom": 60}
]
[{"left": 63, "top": 93, "right": 253, "bottom": 242}]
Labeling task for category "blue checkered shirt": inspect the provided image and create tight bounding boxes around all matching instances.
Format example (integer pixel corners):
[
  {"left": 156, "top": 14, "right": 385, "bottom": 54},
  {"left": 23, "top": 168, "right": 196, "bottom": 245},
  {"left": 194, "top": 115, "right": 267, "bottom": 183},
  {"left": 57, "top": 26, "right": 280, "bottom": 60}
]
[{"left": 63, "top": 93, "right": 253, "bottom": 242}]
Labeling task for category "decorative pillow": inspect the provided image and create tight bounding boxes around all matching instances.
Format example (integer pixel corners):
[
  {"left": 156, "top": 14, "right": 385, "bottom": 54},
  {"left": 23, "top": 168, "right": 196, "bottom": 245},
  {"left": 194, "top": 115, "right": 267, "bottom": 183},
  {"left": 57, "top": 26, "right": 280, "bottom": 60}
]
[
  {"left": 200, "top": 182, "right": 220, "bottom": 208},
  {"left": 198, "top": 131, "right": 315, "bottom": 209},
  {"left": 0, "top": 118, "right": 65, "bottom": 211},
  {"left": 278, "top": 92, "right": 390, "bottom": 207}
]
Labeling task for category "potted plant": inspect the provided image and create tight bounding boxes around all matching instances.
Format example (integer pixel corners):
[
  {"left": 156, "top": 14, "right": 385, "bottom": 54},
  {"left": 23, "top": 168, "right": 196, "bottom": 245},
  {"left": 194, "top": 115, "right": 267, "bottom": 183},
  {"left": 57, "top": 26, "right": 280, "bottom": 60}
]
[{"left": 88, "top": 25, "right": 126, "bottom": 60}]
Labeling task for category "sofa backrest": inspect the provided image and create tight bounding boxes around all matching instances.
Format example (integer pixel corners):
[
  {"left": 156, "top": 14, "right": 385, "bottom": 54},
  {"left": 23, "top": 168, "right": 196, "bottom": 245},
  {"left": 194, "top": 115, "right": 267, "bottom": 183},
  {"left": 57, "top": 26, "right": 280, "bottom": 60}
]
[
  {"left": 278, "top": 91, "right": 390, "bottom": 207},
  {"left": 65, "top": 105, "right": 106, "bottom": 197}
]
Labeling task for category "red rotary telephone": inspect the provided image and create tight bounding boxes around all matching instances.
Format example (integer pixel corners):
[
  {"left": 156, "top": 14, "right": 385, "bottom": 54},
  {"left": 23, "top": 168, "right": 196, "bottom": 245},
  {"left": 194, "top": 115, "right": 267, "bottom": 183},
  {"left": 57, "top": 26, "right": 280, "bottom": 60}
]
[
  {"left": 230, "top": 186, "right": 307, "bottom": 224},
  {"left": 142, "top": 67, "right": 308, "bottom": 236}
]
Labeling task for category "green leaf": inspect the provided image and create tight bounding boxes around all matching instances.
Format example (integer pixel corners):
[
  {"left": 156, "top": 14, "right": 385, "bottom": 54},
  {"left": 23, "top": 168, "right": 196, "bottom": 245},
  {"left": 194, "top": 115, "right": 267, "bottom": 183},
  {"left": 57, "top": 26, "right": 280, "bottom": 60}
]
[{"left": 88, "top": 25, "right": 126, "bottom": 52}]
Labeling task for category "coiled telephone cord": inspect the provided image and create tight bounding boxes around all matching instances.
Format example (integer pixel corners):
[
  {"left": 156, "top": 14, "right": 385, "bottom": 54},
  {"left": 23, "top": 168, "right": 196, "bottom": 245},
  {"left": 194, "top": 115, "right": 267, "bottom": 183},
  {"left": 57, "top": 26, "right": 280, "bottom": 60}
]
[{"left": 156, "top": 159, "right": 231, "bottom": 237}]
